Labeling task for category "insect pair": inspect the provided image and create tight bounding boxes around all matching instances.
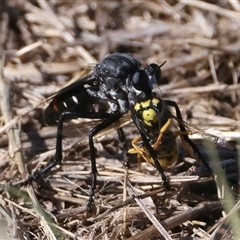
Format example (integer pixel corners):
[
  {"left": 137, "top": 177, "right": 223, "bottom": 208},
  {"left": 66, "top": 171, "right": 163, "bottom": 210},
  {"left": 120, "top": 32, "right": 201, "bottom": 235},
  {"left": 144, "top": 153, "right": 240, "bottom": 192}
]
[{"left": 19, "top": 52, "right": 218, "bottom": 212}]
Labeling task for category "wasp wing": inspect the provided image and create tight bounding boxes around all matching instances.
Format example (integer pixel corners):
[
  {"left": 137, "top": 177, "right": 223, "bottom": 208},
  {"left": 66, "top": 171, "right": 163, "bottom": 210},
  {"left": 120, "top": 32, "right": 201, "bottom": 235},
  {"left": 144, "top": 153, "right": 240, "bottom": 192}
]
[{"left": 171, "top": 115, "right": 233, "bottom": 149}]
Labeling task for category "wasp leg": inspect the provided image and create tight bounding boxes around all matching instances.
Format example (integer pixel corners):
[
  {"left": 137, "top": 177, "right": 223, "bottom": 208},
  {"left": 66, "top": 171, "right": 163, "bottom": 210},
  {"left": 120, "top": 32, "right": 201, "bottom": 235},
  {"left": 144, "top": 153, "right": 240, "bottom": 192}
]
[
  {"left": 153, "top": 119, "right": 172, "bottom": 149},
  {"left": 128, "top": 137, "right": 142, "bottom": 155},
  {"left": 172, "top": 130, "right": 203, "bottom": 166},
  {"left": 129, "top": 118, "right": 175, "bottom": 171},
  {"left": 131, "top": 111, "right": 170, "bottom": 189},
  {"left": 164, "top": 100, "right": 212, "bottom": 176},
  {"left": 129, "top": 136, "right": 146, "bottom": 171}
]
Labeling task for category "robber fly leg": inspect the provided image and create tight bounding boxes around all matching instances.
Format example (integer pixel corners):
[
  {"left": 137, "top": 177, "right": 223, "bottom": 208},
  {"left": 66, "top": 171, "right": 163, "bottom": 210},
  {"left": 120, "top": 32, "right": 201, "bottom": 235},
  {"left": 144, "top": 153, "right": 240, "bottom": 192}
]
[
  {"left": 18, "top": 112, "right": 67, "bottom": 186},
  {"left": 18, "top": 111, "right": 110, "bottom": 186},
  {"left": 116, "top": 128, "right": 130, "bottom": 168},
  {"left": 131, "top": 111, "right": 170, "bottom": 189},
  {"left": 87, "top": 113, "right": 121, "bottom": 213},
  {"left": 165, "top": 100, "right": 213, "bottom": 177}
]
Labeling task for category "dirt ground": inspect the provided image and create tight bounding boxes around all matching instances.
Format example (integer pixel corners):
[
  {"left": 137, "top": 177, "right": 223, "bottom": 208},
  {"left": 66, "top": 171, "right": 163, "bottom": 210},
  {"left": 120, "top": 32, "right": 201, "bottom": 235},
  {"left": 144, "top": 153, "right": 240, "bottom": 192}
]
[{"left": 0, "top": 1, "right": 240, "bottom": 240}]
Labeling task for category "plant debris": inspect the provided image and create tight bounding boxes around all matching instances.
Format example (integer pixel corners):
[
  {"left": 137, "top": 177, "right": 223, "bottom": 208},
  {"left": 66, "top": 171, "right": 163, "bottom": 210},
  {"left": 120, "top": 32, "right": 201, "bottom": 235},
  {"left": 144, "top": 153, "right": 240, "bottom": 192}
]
[{"left": 0, "top": 1, "right": 240, "bottom": 240}]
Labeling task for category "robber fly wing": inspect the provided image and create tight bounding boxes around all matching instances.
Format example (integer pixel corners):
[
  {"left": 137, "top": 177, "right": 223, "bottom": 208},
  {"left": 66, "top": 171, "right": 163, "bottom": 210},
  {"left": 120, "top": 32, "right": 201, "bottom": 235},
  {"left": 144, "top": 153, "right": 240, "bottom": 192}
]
[{"left": 62, "top": 113, "right": 132, "bottom": 140}]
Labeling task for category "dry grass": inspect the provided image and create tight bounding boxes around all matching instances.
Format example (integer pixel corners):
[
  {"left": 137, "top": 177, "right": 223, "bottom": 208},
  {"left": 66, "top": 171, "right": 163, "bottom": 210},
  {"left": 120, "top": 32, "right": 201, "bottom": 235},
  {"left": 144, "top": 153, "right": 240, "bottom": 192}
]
[{"left": 0, "top": 1, "right": 240, "bottom": 239}]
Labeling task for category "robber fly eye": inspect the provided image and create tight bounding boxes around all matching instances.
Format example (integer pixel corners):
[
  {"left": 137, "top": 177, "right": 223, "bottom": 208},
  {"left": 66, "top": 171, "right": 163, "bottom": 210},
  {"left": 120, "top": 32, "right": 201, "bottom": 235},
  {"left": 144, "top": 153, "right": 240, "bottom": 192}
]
[
  {"left": 149, "top": 63, "right": 161, "bottom": 84},
  {"left": 132, "top": 70, "right": 149, "bottom": 91}
]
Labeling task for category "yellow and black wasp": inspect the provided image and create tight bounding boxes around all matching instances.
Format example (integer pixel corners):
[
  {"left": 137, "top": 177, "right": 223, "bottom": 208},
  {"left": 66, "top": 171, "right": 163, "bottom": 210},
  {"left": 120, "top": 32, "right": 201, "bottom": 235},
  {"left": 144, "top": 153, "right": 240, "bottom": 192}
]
[
  {"left": 128, "top": 96, "right": 230, "bottom": 174},
  {"left": 129, "top": 98, "right": 179, "bottom": 171}
]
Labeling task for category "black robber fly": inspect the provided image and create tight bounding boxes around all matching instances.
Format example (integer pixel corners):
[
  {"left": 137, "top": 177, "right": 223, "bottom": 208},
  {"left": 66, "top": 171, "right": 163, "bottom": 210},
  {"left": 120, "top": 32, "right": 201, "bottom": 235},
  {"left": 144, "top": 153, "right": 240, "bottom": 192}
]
[{"left": 19, "top": 52, "right": 211, "bottom": 212}]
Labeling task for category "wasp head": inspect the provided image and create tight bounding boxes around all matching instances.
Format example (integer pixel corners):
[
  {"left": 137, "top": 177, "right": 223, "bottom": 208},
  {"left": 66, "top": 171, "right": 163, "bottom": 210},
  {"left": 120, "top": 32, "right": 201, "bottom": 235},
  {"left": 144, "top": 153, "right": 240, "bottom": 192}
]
[{"left": 134, "top": 98, "right": 161, "bottom": 127}]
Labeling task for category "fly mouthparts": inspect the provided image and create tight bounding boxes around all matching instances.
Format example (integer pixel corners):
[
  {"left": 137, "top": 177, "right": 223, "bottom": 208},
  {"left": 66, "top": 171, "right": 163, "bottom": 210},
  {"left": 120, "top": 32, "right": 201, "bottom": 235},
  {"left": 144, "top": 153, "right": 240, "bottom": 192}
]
[{"left": 151, "top": 84, "right": 163, "bottom": 98}]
